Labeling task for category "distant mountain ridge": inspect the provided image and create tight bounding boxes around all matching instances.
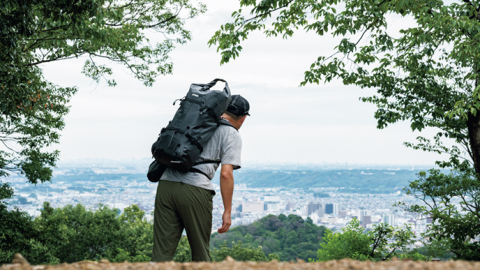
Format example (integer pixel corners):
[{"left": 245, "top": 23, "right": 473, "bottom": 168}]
[
  {"left": 13, "top": 167, "right": 437, "bottom": 194},
  {"left": 212, "top": 169, "right": 432, "bottom": 193}
]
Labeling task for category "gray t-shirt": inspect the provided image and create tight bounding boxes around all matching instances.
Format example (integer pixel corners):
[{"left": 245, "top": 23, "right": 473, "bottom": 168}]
[{"left": 160, "top": 123, "right": 242, "bottom": 191}]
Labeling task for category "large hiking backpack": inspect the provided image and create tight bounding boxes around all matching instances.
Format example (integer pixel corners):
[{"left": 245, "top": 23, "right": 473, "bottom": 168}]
[
  {"left": 151, "top": 78, "right": 232, "bottom": 174},
  {"left": 147, "top": 118, "right": 236, "bottom": 182}
]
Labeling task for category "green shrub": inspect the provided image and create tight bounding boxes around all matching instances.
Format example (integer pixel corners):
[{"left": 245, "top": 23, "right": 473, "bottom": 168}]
[
  {"left": 315, "top": 219, "right": 417, "bottom": 262},
  {"left": 211, "top": 241, "right": 276, "bottom": 262}
]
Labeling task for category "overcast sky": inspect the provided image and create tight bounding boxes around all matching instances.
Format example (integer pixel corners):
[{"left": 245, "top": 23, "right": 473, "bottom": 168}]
[{"left": 41, "top": 0, "right": 451, "bottom": 166}]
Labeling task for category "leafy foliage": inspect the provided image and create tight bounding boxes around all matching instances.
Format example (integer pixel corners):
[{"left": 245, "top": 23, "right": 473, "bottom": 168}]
[
  {"left": 316, "top": 219, "right": 424, "bottom": 261},
  {"left": 0, "top": 202, "right": 281, "bottom": 264},
  {"left": 0, "top": 184, "right": 43, "bottom": 264},
  {"left": 0, "top": 203, "right": 152, "bottom": 264},
  {"left": 316, "top": 219, "right": 373, "bottom": 261},
  {"left": 211, "top": 214, "right": 327, "bottom": 261},
  {"left": 209, "top": 0, "right": 480, "bottom": 259},
  {"left": 172, "top": 237, "right": 192, "bottom": 262},
  {"left": 402, "top": 168, "right": 480, "bottom": 260},
  {"left": 211, "top": 241, "right": 277, "bottom": 262},
  {"left": 0, "top": 0, "right": 206, "bottom": 201},
  {"left": 0, "top": 0, "right": 206, "bottom": 261}
]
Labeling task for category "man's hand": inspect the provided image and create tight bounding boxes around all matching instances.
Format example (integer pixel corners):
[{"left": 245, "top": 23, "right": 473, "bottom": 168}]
[{"left": 218, "top": 211, "right": 231, "bottom": 233}]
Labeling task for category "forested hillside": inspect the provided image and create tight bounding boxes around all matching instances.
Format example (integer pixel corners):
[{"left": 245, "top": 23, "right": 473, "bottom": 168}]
[{"left": 210, "top": 214, "right": 327, "bottom": 261}]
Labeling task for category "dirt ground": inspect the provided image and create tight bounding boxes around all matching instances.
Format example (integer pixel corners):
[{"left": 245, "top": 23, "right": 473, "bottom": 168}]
[{"left": 2, "top": 254, "right": 480, "bottom": 270}]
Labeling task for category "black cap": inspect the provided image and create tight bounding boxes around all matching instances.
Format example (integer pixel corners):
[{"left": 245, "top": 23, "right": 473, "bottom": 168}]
[{"left": 226, "top": 95, "right": 250, "bottom": 116}]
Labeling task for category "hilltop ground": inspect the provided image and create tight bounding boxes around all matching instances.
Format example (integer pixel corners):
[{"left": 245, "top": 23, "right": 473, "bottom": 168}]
[{"left": 2, "top": 255, "right": 480, "bottom": 270}]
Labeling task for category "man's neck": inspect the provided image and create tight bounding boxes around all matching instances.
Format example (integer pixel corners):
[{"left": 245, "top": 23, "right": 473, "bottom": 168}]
[{"left": 222, "top": 115, "right": 241, "bottom": 130}]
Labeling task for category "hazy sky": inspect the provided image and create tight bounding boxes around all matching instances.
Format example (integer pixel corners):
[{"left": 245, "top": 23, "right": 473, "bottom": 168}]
[{"left": 41, "top": 0, "right": 451, "bottom": 165}]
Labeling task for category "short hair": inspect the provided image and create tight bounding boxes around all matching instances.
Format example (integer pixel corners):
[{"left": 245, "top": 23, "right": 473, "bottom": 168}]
[{"left": 224, "top": 111, "right": 243, "bottom": 121}]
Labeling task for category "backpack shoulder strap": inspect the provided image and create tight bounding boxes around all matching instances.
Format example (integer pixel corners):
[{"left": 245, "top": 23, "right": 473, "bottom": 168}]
[
  {"left": 219, "top": 118, "right": 237, "bottom": 131},
  {"left": 189, "top": 119, "right": 236, "bottom": 180}
]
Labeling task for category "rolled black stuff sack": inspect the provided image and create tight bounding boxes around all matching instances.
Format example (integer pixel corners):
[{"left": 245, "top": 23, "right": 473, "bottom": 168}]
[
  {"left": 151, "top": 78, "right": 231, "bottom": 172},
  {"left": 147, "top": 160, "right": 167, "bottom": 182}
]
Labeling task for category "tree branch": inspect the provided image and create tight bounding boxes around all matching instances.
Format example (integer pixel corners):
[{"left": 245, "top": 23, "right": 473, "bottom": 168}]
[{"left": 236, "top": 0, "right": 295, "bottom": 31}]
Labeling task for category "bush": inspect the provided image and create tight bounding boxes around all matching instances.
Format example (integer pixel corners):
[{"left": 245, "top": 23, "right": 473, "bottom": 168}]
[
  {"left": 172, "top": 237, "right": 191, "bottom": 262},
  {"left": 316, "top": 219, "right": 372, "bottom": 261},
  {"left": 211, "top": 241, "right": 277, "bottom": 262},
  {"left": 404, "top": 168, "right": 480, "bottom": 260},
  {"left": 315, "top": 219, "right": 420, "bottom": 262},
  {"left": 0, "top": 200, "right": 155, "bottom": 264}
]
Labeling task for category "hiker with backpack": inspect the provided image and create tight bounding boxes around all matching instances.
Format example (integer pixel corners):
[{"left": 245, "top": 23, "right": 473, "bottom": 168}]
[{"left": 149, "top": 79, "right": 250, "bottom": 262}]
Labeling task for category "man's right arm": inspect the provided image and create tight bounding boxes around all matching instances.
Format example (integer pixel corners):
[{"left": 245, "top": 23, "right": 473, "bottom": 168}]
[{"left": 218, "top": 164, "right": 234, "bottom": 233}]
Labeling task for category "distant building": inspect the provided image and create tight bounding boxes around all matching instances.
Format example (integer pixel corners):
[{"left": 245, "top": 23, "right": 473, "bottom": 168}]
[
  {"left": 408, "top": 218, "right": 416, "bottom": 226},
  {"left": 262, "top": 196, "right": 281, "bottom": 202},
  {"left": 383, "top": 215, "right": 395, "bottom": 227},
  {"left": 285, "top": 202, "right": 296, "bottom": 211},
  {"left": 359, "top": 210, "right": 369, "bottom": 226},
  {"left": 315, "top": 207, "right": 325, "bottom": 217},
  {"left": 426, "top": 216, "right": 433, "bottom": 224},
  {"left": 333, "top": 203, "right": 341, "bottom": 215},
  {"left": 325, "top": 204, "right": 333, "bottom": 214},
  {"left": 307, "top": 202, "right": 323, "bottom": 216},
  {"left": 328, "top": 217, "right": 338, "bottom": 224},
  {"left": 362, "top": 216, "right": 372, "bottom": 227},
  {"left": 264, "top": 203, "right": 279, "bottom": 211},
  {"left": 325, "top": 203, "right": 341, "bottom": 215},
  {"left": 240, "top": 202, "right": 264, "bottom": 213},
  {"left": 338, "top": 210, "right": 347, "bottom": 218}
]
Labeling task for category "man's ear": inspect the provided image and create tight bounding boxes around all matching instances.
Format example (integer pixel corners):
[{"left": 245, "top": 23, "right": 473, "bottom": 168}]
[{"left": 239, "top": 115, "right": 247, "bottom": 125}]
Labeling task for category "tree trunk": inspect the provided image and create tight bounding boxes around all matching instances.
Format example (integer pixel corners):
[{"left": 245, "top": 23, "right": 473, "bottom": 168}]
[
  {"left": 467, "top": 111, "right": 480, "bottom": 175},
  {"left": 471, "top": 11, "right": 480, "bottom": 175}
]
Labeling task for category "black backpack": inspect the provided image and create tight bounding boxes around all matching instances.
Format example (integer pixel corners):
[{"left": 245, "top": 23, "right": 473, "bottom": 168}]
[
  {"left": 147, "top": 119, "right": 235, "bottom": 182},
  {"left": 147, "top": 79, "right": 232, "bottom": 182}
]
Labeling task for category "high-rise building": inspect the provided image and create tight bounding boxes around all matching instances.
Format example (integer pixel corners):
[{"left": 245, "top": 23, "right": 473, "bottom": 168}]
[
  {"left": 307, "top": 202, "right": 323, "bottom": 216},
  {"left": 383, "top": 215, "right": 395, "bottom": 227},
  {"left": 359, "top": 210, "right": 369, "bottom": 226},
  {"left": 325, "top": 204, "right": 333, "bottom": 214},
  {"left": 326, "top": 203, "right": 341, "bottom": 215},
  {"left": 333, "top": 203, "right": 341, "bottom": 215},
  {"left": 338, "top": 210, "right": 347, "bottom": 218},
  {"left": 362, "top": 216, "right": 372, "bottom": 227},
  {"left": 285, "top": 202, "right": 296, "bottom": 211},
  {"left": 315, "top": 207, "right": 325, "bottom": 217}
]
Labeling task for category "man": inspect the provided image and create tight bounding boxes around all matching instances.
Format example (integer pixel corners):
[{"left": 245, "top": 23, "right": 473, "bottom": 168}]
[{"left": 152, "top": 95, "right": 250, "bottom": 262}]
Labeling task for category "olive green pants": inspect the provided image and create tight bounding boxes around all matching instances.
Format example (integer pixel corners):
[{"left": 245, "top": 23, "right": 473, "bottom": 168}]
[{"left": 152, "top": 180, "right": 213, "bottom": 262}]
